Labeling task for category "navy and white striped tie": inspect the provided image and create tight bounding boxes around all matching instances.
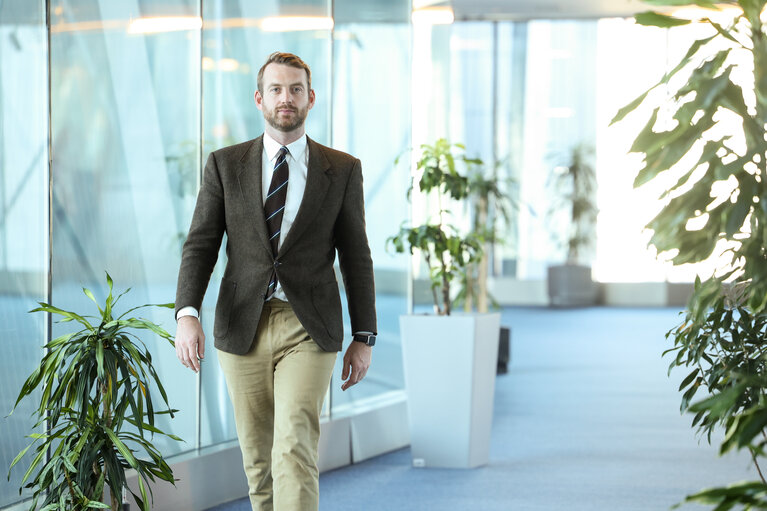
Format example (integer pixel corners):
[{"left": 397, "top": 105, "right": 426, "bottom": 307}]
[{"left": 264, "top": 146, "right": 289, "bottom": 299}]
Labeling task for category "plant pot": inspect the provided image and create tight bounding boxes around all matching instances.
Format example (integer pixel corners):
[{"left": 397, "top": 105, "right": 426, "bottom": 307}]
[
  {"left": 400, "top": 313, "right": 501, "bottom": 468},
  {"left": 497, "top": 326, "right": 511, "bottom": 374},
  {"left": 547, "top": 263, "right": 598, "bottom": 306}
]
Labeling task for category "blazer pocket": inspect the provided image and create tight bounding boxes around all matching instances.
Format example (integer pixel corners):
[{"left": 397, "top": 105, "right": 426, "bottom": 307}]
[
  {"left": 214, "top": 277, "right": 237, "bottom": 338},
  {"left": 311, "top": 280, "right": 343, "bottom": 342}
]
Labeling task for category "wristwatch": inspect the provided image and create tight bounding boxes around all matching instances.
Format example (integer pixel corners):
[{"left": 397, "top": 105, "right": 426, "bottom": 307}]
[{"left": 353, "top": 333, "right": 376, "bottom": 346}]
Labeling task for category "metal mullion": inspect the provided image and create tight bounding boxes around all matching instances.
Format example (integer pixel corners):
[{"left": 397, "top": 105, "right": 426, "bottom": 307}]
[{"left": 196, "top": 0, "right": 204, "bottom": 452}]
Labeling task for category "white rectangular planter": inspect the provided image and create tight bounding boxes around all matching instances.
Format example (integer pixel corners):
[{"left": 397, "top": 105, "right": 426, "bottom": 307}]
[
  {"left": 547, "top": 264, "right": 598, "bottom": 306},
  {"left": 400, "top": 313, "right": 501, "bottom": 468}
]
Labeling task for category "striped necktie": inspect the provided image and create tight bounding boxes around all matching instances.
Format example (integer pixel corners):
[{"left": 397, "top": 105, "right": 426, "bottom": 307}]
[{"left": 264, "top": 146, "right": 289, "bottom": 299}]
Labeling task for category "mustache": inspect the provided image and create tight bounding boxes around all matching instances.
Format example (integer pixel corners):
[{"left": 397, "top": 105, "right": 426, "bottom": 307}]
[{"left": 276, "top": 105, "right": 296, "bottom": 111}]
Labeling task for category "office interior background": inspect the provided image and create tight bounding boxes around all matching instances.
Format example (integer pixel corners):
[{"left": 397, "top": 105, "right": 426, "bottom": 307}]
[{"left": 0, "top": 0, "right": 738, "bottom": 509}]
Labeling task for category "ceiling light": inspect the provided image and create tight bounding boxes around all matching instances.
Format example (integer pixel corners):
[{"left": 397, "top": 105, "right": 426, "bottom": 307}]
[
  {"left": 218, "top": 58, "right": 240, "bottom": 71},
  {"left": 50, "top": 20, "right": 126, "bottom": 33},
  {"left": 128, "top": 16, "right": 202, "bottom": 34},
  {"left": 412, "top": 6, "right": 454, "bottom": 25},
  {"left": 259, "top": 16, "right": 334, "bottom": 32},
  {"left": 201, "top": 57, "right": 215, "bottom": 71}
]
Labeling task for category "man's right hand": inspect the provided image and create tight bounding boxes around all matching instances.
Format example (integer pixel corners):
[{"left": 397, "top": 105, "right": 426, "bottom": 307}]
[{"left": 175, "top": 316, "right": 206, "bottom": 373}]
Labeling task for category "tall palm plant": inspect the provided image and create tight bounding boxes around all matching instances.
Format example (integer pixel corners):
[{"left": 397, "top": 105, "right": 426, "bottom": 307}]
[
  {"left": 549, "top": 143, "right": 598, "bottom": 265},
  {"left": 459, "top": 161, "right": 515, "bottom": 313}
]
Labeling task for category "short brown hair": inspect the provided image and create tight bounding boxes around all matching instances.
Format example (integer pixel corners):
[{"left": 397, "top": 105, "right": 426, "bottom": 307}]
[{"left": 257, "top": 52, "right": 312, "bottom": 93}]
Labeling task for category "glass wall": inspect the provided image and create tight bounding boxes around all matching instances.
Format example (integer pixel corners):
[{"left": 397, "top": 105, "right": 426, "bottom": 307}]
[
  {"left": 594, "top": 17, "right": 727, "bottom": 283},
  {"left": 331, "top": 0, "right": 411, "bottom": 411},
  {"left": 0, "top": 1, "right": 48, "bottom": 507},
  {"left": 438, "top": 20, "right": 599, "bottom": 280},
  {"left": 426, "top": 18, "right": 713, "bottom": 285},
  {"left": 49, "top": 0, "right": 202, "bottom": 455},
  {"left": 0, "top": 1, "right": 409, "bottom": 507}
]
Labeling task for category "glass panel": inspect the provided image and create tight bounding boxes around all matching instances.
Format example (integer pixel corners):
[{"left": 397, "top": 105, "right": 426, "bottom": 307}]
[
  {"left": 0, "top": 0, "right": 48, "bottom": 507},
  {"left": 200, "top": 0, "right": 332, "bottom": 444},
  {"left": 449, "top": 23, "right": 494, "bottom": 163},
  {"left": 330, "top": 14, "right": 411, "bottom": 411},
  {"left": 513, "top": 20, "right": 599, "bottom": 278},
  {"left": 49, "top": 0, "right": 201, "bottom": 455},
  {"left": 594, "top": 18, "right": 720, "bottom": 283},
  {"left": 495, "top": 21, "right": 525, "bottom": 277}
]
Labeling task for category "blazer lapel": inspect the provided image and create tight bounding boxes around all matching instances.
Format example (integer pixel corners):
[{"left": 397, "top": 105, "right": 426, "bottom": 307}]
[
  {"left": 236, "top": 136, "right": 272, "bottom": 254},
  {"left": 278, "top": 136, "right": 331, "bottom": 256}
]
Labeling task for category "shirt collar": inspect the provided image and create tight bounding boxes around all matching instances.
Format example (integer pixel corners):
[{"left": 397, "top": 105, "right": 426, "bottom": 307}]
[{"left": 263, "top": 132, "right": 307, "bottom": 163}]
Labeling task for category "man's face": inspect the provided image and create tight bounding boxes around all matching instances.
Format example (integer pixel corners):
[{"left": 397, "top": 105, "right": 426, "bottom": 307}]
[{"left": 255, "top": 63, "right": 315, "bottom": 133}]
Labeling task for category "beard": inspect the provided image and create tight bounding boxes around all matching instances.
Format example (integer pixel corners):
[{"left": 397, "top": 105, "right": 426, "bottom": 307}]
[{"left": 263, "top": 103, "right": 309, "bottom": 132}]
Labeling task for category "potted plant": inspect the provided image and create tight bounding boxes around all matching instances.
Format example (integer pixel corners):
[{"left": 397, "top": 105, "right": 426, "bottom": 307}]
[
  {"left": 546, "top": 143, "right": 599, "bottom": 306},
  {"left": 388, "top": 139, "right": 501, "bottom": 468},
  {"left": 8, "top": 273, "right": 180, "bottom": 510},
  {"left": 613, "top": 1, "right": 767, "bottom": 507}
]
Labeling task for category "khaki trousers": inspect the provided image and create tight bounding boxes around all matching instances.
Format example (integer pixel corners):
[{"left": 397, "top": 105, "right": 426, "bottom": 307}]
[{"left": 218, "top": 299, "right": 337, "bottom": 511}]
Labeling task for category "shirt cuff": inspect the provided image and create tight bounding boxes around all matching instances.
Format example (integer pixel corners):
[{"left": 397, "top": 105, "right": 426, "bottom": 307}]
[{"left": 176, "top": 306, "right": 199, "bottom": 321}]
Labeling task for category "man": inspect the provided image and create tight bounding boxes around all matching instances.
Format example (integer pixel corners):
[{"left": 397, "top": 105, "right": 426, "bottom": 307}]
[{"left": 174, "top": 52, "right": 377, "bottom": 511}]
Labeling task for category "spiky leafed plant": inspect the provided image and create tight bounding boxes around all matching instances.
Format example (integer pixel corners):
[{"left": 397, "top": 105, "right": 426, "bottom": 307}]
[
  {"left": 8, "top": 272, "right": 180, "bottom": 510},
  {"left": 388, "top": 139, "right": 484, "bottom": 315},
  {"left": 613, "top": 1, "right": 767, "bottom": 508}
]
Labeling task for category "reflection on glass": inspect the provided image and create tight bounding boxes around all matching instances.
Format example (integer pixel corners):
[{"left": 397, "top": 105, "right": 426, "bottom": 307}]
[
  {"left": 49, "top": 0, "right": 201, "bottom": 456},
  {"left": 431, "top": 20, "right": 603, "bottom": 280},
  {"left": 0, "top": 0, "right": 48, "bottom": 506},
  {"left": 331, "top": 20, "right": 411, "bottom": 412}
]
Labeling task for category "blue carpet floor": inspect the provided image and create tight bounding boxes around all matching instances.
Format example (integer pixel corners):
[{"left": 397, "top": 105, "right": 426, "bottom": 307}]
[{"left": 207, "top": 307, "right": 756, "bottom": 511}]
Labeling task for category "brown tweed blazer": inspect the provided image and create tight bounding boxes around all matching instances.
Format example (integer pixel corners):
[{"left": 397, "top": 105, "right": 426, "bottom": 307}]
[{"left": 175, "top": 135, "right": 377, "bottom": 354}]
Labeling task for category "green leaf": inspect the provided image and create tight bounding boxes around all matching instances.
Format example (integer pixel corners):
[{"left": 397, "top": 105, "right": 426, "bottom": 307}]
[
  {"left": 124, "top": 417, "right": 182, "bottom": 441},
  {"left": 96, "top": 340, "right": 105, "bottom": 380},
  {"left": 705, "top": 18, "right": 743, "bottom": 46},
  {"left": 689, "top": 383, "right": 746, "bottom": 417},
  {"left": 610, "top": 89, "right": 653, "bottom": 126},
  {"left": 138, "top": 476, "right": 149, "bottom": 511},
  {"left": 105, "top": 271, "right": 114, "bottom": 303},
  {"left": 681, "top": 480, "right": 767, "bottom": 503},
  {"left": 86, "top": 501, "right": 111, "bottom": 509},
  {"left": 734, "top": 408, "right": 767, "bottom": 450},
  {"left": 724, "top": 191, "right": 752, "bottom": 236},
  {"left": 20, "top": 444, "right": 47, "bottom": 486},
  {"left": 679, "top": 368, "right": 700, "bottom": 391},
  {"left": 635, "top": 11, "right": 692, "bottom": 27},
  {"left": 7, "top": 442, "right": 34, "bottom": 477},
  {"left": 30, "top": 302, "right": 94, "bottom": 330},
  {"left": 103, "top": 427, "right": 139, "bottom": 469},
  {"left": 618, "top": 32, "right": 716, "bottom": 127},
  {"left": 82, "top": 286, "right": 104, "bottom": 316}
]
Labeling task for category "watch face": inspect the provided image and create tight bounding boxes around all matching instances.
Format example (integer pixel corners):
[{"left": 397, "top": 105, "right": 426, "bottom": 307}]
[{"left": 355, "top": 334, "right": 375, "bottom": 346}]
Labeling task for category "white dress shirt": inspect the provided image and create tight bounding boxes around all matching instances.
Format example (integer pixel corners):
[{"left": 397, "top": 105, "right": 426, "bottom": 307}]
[
  {"left": 261, "top": 132, "right": 308, "bottom": 301},
  {"left": 176, "top": 133, "right": 309, "bottom": 320}
]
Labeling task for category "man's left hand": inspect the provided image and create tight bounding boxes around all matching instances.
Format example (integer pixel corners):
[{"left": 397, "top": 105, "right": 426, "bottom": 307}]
[{"left": 341, "top": 341, "right": 372, "bottom": 391}]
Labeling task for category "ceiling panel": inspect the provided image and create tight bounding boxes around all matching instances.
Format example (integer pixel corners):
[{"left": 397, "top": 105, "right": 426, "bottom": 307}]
[{"left": 452, "top": 0, "right": 649, "bottom": 20}]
